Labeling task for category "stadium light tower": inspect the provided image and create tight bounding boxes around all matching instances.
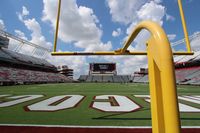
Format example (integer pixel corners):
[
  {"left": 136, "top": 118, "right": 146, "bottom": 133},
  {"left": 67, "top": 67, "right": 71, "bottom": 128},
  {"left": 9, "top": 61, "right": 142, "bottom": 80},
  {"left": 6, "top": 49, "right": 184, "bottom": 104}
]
[{"left": 51, "top": 0, "right": 193, "bottom": 133}]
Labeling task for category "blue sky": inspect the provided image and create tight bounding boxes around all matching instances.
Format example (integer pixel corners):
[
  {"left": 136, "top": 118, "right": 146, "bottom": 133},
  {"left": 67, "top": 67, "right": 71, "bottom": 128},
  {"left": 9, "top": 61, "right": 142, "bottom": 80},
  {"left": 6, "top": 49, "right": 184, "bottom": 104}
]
[{"left": 0, "top": 0, "right": 200, "bottom": 78}]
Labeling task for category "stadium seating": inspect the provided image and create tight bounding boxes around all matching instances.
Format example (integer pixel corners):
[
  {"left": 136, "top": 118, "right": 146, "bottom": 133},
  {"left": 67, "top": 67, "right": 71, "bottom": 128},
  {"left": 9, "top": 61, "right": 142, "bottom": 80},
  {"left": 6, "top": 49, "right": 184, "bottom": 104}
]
[
  {"left": 132, "top": 58, "right": 200, "bottom": 85},
  {"left": 79, "top": 75, "right": 88, "bottom": 82},
  {"left": 93, "top": 75, "right": 103, "bottom": 82},
  {"left": 177, "top": 67, "right": 200, "bottom": 85},
  {"left": 102, "top": 76, "right": 114, "bottom": 82},
  {"left": 175, "top": 67, "right": 200, "bottom": 83},
  {"left": 138, "top": 75, "right": 149, "bottom": 83},
  {"left": 0, "top": 47, "right": 73, "bottom": 85},
  {"left": 79, "top": 75, "right": 131, "bottom": 83},
  {"left": 0, "top": 66, "right": 72, "bottom": 85},
  {"left": 133, "top": 74, "right": 148, "bottom": 83},
  {"left": 132, "top": 67, "right": 200, "bottom": 85},
  {"left": 121, "top": 75, "right": 132, "bottom": 82}
]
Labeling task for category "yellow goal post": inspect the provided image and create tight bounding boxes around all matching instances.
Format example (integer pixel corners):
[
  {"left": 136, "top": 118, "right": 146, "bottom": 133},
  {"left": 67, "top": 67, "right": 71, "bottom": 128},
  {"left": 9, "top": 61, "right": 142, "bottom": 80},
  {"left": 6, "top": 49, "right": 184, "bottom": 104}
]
[{"left": 51, "top": 0, "right": 193, "bottom": 133}]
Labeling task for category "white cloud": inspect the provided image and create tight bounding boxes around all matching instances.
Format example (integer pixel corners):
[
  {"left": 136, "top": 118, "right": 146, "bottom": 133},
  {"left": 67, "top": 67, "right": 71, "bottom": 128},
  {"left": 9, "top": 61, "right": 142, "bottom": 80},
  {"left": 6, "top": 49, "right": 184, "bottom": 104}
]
[
  {"left": 24, "top": 18, "right": 52, "bottom": 49},
  {"left": 42, "top": 0, "right": 111, "bottom": 52},
  {"left": 112, "top": 28, "right": 122, "bottom": 37},
  {"left": 22, "top": 6, "right": 29, "bottom": 16},
  {"left": 14, "top": 30, "right": 28, "bottom": 40},
  {"left": 0, "top": 19, "right": 5, "bottom": 30},
  {"left": 166, "top": 13, "right": 175, "bottom": 21},
  {"left": 75, "top": 41, "right": 112, "bottom": 51},
  {"left": 191, "top": 31, "right": 200, "bottom": 50},
  {"left": 168, "top": 34, "right": 176, "bottom": 41},
  {"left": 136, "top": 1, "right": 165, "bottom": 25},
  {"left": 154, "top": 0, "right": 162, "bottom": 4},
  {"left": 17, "top": 6, "right": 52, "bottom": 50},
  {"left": 17, "top": 6, "right": 30, "bottom": 22},
  {"left": 106, "top": 0, "right": 148, "bottom": 25},
  {"left": 121, "top": 56, "right": 148, "bottom": 74}
]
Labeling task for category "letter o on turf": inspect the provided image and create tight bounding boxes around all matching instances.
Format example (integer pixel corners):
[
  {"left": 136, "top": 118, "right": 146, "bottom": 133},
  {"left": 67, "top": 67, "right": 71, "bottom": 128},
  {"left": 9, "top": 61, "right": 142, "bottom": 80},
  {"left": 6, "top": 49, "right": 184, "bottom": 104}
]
[{"left": 26, "top": 95, "right": 84, "bottom": 111}]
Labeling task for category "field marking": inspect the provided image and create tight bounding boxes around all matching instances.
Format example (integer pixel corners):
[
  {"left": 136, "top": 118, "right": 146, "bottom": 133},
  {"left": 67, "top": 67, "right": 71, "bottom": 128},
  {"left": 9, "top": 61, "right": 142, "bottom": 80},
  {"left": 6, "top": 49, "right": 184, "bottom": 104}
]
[
  {"left": 183, "top": 96, "right": 200, "bottom": 101},
  {"left": 0, "top": 95, "right": 10, "bottom": 98},
  {"left": 0, "top": 124, "right": 200, "bottom": 129},
  {"left": 179, "top": 96, "right": 200, "bottom": 104},
  {"left": 26, "top": 95, "right": 84, "bottom": 111},
  {"left": 0, "top": 95, "right": 43, "bottom": 107},
  {"left": 135, "top": 95, "right": 200, "bottom": 112},
  {"left": 91, "top": 95, "right": 141, "bottom": 112}
]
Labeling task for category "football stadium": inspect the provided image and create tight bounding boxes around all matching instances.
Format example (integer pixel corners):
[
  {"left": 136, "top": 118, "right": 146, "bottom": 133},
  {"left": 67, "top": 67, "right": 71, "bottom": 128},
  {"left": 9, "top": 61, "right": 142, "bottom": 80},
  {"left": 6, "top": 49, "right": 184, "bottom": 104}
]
[{"left": 0, "top": 0, "right": 200, "bottom": 133}]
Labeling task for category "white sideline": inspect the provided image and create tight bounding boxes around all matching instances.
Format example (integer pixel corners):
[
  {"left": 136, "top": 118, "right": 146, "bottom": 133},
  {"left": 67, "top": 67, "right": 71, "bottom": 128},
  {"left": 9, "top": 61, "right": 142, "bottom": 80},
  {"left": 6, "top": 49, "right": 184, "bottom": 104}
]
[{"left": 0, "top": 124, "right": 200, "bottom": 129}]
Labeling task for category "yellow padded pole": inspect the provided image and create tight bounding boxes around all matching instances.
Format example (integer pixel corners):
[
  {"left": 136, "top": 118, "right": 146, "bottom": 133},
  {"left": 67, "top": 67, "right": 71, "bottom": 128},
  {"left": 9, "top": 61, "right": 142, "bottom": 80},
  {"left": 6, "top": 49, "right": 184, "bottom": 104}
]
[
  {"left": 122, "top": 21, "right": 181, "bottom": 133},
  {"left": 147, "top": 37, "right": 180, "bottom": 133},
  {"left": 130, "top": 21, "right": 180, "bottom": 133}
]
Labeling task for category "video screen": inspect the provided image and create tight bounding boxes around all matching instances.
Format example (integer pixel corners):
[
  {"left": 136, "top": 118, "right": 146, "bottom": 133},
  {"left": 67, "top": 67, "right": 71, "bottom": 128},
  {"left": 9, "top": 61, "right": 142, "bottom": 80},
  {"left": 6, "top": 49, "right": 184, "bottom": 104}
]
[{"left": 92, "top": 63, "right": 115, "bottom": 72}]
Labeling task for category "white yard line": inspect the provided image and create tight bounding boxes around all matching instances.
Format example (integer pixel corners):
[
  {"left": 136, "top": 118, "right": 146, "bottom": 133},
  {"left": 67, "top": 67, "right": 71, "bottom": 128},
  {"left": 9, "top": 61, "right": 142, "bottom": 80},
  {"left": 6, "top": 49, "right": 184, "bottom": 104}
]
[{"left": 0, "top": 124, "right": 200, "bottom": 129}]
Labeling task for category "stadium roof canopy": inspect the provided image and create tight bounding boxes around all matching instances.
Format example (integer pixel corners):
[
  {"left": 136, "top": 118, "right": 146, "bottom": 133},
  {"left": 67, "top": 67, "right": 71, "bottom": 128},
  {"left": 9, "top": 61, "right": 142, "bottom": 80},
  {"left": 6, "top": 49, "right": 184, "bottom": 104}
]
[{"left": 0, "top": 47, "right": 55, "bottom": 69}]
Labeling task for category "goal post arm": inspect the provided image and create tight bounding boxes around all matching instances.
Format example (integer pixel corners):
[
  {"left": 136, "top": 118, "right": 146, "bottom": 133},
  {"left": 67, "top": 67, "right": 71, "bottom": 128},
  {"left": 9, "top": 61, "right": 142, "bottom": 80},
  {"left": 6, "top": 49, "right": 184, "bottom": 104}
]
[{"left": 120, "top": 20, "right": 193, "bottom": 55}]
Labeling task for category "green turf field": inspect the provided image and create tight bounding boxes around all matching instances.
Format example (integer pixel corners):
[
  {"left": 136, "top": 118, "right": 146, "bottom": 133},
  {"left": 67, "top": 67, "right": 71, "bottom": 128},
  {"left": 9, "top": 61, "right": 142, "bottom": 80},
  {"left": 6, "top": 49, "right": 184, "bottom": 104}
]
[{"left": 0, "top": 83, "right": 200, "bottom": 126}]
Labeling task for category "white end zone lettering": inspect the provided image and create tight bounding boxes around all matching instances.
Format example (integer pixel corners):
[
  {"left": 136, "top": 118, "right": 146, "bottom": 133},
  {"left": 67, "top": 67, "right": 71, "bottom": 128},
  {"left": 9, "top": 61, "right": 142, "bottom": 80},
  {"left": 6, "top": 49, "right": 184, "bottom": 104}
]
[
  {"left": 26, "top": 95, "right": 84, "bottom": 112},
  {"left": 0, "top": 95, "right": 43, "bottom": 107},
  {"left": 91, "top": 95, "right": 141, "bottom": 112},
  {"left": 184, "top": 96, "right": 200, "bottom": 101},
  {"left": 135, "top": 95, "right": 200, "bottom": 112},
  {"left": 0, "top": 95, "right": 10, "bottom": 98},
  {"left": 179, "top": 96, "right": 200, "bottom": 104}
]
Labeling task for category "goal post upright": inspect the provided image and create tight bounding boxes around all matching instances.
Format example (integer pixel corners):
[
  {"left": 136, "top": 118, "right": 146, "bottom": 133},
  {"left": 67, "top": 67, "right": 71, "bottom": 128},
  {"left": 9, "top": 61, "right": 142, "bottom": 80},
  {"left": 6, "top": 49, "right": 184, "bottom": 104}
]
[
  {"left": 53, "top": 0, "right": 61, "bottom": 53},
  {"left": 178, "top": 0, "right": 191, "bottom": 52}
]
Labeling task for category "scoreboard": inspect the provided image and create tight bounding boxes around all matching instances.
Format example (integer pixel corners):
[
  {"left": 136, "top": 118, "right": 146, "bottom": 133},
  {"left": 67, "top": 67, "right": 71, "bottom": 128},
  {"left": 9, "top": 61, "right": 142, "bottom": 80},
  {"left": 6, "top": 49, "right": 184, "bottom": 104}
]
[
  {"left": 90, "top": 63, "right": 116, "bottom": 74},
  {"left": 92, "top": 63, "right": 115, "bottom": 72}
]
